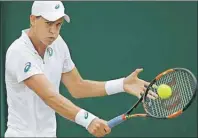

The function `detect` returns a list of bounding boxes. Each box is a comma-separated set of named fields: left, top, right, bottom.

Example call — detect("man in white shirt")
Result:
left=4, top=1, right=158, bottom=137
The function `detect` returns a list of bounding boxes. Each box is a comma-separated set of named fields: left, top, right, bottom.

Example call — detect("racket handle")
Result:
left=107, top=114, right=125, bottom=128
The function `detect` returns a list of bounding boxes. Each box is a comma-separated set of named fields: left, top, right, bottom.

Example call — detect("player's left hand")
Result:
left=123, top=68, right=158, bottom=99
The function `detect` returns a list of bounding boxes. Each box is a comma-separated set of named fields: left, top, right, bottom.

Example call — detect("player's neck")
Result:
left=28, top=29, right=47, bottom=58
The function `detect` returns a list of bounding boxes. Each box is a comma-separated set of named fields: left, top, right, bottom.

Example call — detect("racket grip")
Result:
left=107, top=114, right=125, bottom=128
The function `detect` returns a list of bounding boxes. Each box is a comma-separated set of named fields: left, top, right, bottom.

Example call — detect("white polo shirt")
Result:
left=5, top=29, right=75, bottom=137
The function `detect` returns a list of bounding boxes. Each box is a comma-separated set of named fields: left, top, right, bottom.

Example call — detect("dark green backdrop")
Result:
left=0, top=1, right=197, bottom=137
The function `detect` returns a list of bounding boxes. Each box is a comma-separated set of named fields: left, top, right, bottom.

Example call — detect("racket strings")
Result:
left=144, top=70, right=196, bottom=118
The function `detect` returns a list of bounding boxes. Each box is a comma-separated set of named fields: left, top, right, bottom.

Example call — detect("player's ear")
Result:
left=30, top=15, right=38, bottom=27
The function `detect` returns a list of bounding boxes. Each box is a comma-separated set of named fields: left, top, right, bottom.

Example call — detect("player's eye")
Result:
left=45, top=22, right=53, bottom=26
left=56, top=23, right=62, bottom=27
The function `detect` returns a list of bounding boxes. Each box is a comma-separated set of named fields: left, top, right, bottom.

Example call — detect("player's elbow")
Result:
left=67, top=80, right=86, bottom=99
left=71, top=93, right=81, bottom=99
left=69, top=87, right=86, bottom=99
left=69, top=90, right=83, bottom=99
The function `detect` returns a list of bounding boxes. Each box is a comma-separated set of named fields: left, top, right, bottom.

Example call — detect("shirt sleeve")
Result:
left=7, top=48, right=44, bottom=83
left=60, top=37, right=75, bottom=73
left=62, top=57, right=75, bottom=73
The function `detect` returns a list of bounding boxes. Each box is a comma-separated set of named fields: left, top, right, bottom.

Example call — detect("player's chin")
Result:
left=43, top=39, right=55, bottom=46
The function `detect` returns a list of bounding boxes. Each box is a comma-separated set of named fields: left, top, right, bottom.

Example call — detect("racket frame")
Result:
left=107, top=68, right=197, bottom=128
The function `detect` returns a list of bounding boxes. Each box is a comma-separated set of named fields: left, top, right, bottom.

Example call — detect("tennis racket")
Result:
left=107, top=68, right=197, bottom=128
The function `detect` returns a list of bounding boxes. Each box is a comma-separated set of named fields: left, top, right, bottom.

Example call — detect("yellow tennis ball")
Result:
left=157, top=84, right=172, bottom=99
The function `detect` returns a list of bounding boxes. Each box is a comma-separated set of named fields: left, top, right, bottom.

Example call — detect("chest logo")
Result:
left=47, top=47, right=53, bottom=57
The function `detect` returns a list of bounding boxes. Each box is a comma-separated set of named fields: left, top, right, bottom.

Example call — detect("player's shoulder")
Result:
left=6, top=35, right=33, bottom=59
left=53, top=35, right=70, bottom=52
left=54, top=35, right=68, bottom=46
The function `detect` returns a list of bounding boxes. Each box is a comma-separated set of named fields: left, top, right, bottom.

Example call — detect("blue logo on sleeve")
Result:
left=55, top=4, right=60, bottom=9
left=24, top=62, right=31, bottom=73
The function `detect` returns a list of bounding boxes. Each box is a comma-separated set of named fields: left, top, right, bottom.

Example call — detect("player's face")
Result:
left=30, top=16, right=64, bottom=46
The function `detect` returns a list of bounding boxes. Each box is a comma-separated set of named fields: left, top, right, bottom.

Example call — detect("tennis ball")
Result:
left=157, top=84, right=172, bottom=99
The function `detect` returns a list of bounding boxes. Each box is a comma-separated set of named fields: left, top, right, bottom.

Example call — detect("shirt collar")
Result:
left=21, top=28, right=39, bottom=54
left=21, top=29, right=54, bottom=56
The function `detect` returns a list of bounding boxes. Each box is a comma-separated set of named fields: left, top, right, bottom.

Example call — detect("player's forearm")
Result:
left=69, top=78, right=125, bottom=98
left=62, top=68, right=125, bottom=98
left=43, top=91, right=98, bottom=129
left=69, top=79, right=107, bottom=98
left=43, top=91, right=80, bottom=121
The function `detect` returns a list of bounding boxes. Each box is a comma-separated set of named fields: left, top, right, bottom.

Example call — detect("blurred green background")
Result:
left=0, top=1, right=197, bottom=137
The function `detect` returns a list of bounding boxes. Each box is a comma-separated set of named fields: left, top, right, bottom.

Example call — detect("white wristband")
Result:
left=105, top=78, right=125, bottom=95
left=75, top=109, right=97, bottom=129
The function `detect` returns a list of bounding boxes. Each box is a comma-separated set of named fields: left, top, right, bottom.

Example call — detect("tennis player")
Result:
left=4, top=1, right=158, bottom=137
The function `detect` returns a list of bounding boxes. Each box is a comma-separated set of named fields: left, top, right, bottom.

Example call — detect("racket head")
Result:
left=143, top=68, right=197, bottom=119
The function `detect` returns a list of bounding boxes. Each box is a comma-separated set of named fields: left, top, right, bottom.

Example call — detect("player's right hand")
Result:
left=87, top=118, right=111, bottom=137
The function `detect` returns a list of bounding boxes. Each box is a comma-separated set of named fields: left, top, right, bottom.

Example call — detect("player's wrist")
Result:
left=105, top=78, right=125, bottom=95
left=75, top=109, right=98, bottom=129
